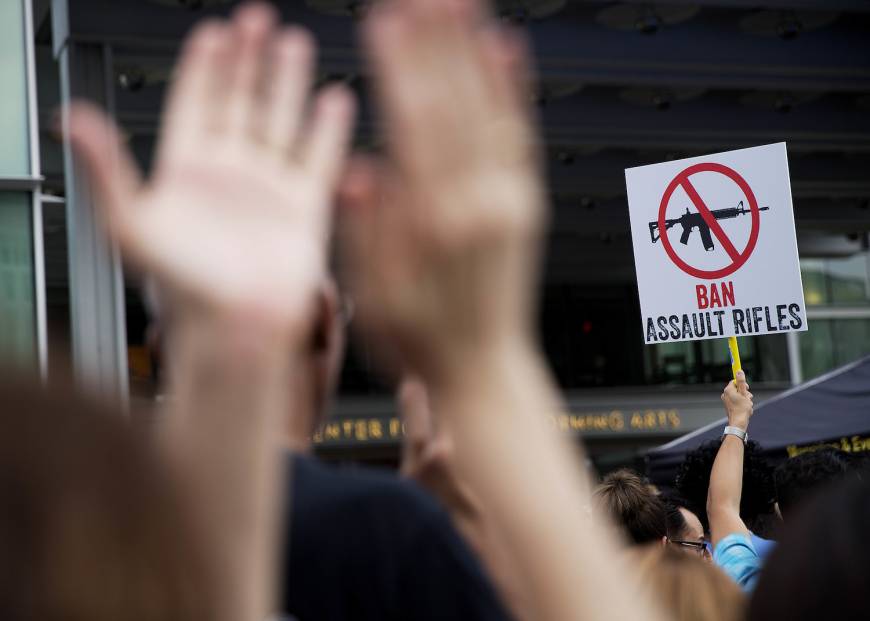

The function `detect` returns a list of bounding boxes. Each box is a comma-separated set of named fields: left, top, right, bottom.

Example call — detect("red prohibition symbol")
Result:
left=658, top=162, right=761, bottom=280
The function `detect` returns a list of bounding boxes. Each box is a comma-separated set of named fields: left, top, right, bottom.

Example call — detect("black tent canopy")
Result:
left=646, top=355, right=870, bottom=487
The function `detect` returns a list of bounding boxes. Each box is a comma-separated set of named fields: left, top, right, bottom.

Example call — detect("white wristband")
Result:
left=723, top=425, right=748, bottom=444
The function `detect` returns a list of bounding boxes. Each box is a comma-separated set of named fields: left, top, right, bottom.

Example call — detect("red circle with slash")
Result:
left=658, top=162, right=761, bottom=280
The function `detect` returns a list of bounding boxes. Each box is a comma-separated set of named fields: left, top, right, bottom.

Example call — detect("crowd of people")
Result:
left=2, top=0, right=868, bottom=619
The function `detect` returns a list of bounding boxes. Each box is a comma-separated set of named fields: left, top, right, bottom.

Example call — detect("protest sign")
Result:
left=625, top=143, right=807, bottom=344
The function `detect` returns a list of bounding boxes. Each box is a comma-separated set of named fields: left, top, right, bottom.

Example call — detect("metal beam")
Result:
left=54, top=0, right=128, bottom=403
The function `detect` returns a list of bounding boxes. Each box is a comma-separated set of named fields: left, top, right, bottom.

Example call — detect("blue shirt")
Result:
left=713, top=533, right=763, bottom=592
left=750, top=533, right=776, bottom=559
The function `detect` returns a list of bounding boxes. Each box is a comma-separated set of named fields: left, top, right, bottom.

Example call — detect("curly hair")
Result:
left=674, top=439, right=776, bottom=535
left=773, top=448, right=850, bottom=519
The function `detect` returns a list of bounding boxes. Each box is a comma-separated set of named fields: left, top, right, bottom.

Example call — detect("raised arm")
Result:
left=66, top=5, right=355, bottom=620
left=707, top=371, right=755, bottom=547
left=340, top=1, right=662, bottom=619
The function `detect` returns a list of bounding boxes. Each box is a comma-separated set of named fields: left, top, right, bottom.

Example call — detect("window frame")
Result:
left=0, top=0, right=47, bottom=375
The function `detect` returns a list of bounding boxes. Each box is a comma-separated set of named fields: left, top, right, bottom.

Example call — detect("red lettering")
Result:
left=696, top=285, right=709, bottom=309
left=721, top=281, right=735, bottom=307
left=709, top=285, right=721, bottom=308
left=699, top=281, right=736, bottom=309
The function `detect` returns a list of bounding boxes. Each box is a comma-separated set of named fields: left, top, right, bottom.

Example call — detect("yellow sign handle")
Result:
left=728, top=336, right=742, bottom=380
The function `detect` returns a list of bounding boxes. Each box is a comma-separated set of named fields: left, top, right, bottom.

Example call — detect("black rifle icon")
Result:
left=648, top=201, right=769, bottom=251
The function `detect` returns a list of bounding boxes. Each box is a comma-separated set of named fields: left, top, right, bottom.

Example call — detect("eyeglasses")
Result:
left=670, top=539, right=710, bottom=556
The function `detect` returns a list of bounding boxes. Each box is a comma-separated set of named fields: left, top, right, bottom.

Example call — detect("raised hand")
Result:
left=721, top=371, right=754, bottom=429
left=68, top=2, right=355, bottom=339
left=339, top=0, right=544, bottom=378
left=67, top=7, right=356, bottom=621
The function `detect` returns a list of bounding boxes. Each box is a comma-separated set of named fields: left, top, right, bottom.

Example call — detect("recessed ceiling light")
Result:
left=739, top=10, right=839, bottom=39
left=596, top=4, right=700, bottom=33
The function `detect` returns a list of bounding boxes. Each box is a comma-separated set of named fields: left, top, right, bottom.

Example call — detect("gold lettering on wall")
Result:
left=314, top=408, right=683, bottom=445
left=787, top=435, right=870, bottom=458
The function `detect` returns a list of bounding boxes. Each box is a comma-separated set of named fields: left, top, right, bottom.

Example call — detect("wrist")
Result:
left=726, top=414, right=750, bottom=431
left=168, top=294, right=315, bottom=350
left=425, top=333, right=539, bottom=396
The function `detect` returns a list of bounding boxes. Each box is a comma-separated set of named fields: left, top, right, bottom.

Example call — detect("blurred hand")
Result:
left=721, top=371, right=753, bottom=429
left=67, top=3, right=355, bottom=339
left=340, top=0, right=545, bottom=378
left=399, top=378, right=480, bottom=519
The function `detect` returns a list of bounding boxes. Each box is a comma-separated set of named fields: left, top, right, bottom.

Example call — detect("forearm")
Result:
left=707, top=434, right=749, bottom=545
left=161, top=311, right=293, bottom=621
left=431, top=339, right=662, bottom=621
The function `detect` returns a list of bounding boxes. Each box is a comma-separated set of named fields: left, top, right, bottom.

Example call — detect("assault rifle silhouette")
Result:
left=648, top=201, right=769, bottom=251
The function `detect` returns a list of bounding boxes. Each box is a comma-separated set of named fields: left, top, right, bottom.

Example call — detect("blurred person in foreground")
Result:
left=706, top=371, right=765, bottom=592
left=593, top=469, right=668, bottom=545
left=66, top=3, right=358, bottom=620
left=748, top=475, right=870, bottom=620
left=74, top=3, right=509, bottom=620
left=280, top=301, right=511, bottom=621
left=635, top=544, right=744, bottom=621
left=0, top=376, right=217, bottom=620
left=339, top=0, right=667, bottom=619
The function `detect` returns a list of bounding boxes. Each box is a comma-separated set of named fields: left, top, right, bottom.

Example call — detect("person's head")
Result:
left=675, top=439, right=776, bottom=536
left=749, top=475, right=870, bottom=620
left=773, top=448, right=850, bottom=520
left=0, top=373, right=215, bottom=620
left=635, top=544, right=744, bottom=621
left=660, top=492, right=708, bottom=558
left=594, top=469, right=667, bottom=544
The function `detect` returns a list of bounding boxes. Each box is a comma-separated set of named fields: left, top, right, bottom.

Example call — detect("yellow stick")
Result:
left=728, top=336, right=742, bottom=380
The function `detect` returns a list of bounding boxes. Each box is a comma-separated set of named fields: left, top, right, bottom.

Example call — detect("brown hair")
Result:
left=0, top=371, right=216, bottom=620
left=594, top=469, right=667, bottom=544
left=635, top=544, right=745, bottom=621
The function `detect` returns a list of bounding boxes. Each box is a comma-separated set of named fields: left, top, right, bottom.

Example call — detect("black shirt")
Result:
left=282, top=454, right=512, bottom=621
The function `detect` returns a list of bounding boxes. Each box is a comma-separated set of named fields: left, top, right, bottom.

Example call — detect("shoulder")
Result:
left=285, top=455, right=510, bottom=620
left=288, top=453, right=470, bottom=555
left=713, top=532, right=763, bottom=592
left=290, top=453, right=447, bottom=520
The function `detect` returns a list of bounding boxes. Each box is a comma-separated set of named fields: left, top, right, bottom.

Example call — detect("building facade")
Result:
left=3, top=0, right=870, bottom=471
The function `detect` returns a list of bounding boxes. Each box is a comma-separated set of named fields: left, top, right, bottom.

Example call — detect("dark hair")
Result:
left=0, top=372, right=216, bottom=620
left=773, top=448, right=850, bottom=519
left=594, top=469, right=667, bottom=544
left=674, top=439, right=776, bottom=535
left=659, top=491, right=691, bottom=540
left=749, top=475, right=870, bottom=620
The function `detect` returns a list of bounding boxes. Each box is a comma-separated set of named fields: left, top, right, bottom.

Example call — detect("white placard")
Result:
left=625, top=143, right=807, bottom=344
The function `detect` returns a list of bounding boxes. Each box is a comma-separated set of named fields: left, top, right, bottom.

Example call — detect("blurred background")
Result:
left=2, top=0, right=868, bottom=472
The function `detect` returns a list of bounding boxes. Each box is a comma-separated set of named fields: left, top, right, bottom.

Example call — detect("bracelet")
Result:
left=723, top=425, right=748, bottom=444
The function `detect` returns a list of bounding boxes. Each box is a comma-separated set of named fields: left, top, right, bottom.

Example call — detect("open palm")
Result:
left=68, top=4, right=355, bottom=334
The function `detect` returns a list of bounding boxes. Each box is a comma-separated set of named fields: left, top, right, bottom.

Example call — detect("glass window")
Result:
left=0, top=0, right=30, bottom=176
left=800, top=252, right=870, bottom=307
left=0, top=192, right=36, bottom=366
left=799, top=318, right=870, bottom=380
left=827, top=253, right=870, bottom=304
left=646, top=334, right=789, bottom=385
left=800, top=259, right=828, bottom=306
